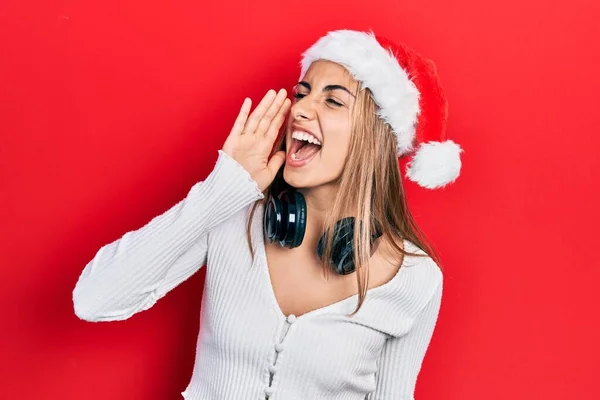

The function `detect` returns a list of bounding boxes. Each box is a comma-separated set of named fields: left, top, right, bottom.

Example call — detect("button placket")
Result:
left=264, top=314, right=298, bottom=398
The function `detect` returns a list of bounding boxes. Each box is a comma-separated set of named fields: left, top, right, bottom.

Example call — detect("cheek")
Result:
left=321, top=143, right=349, bottom=169
left=321, top=119, right=352, bottom=162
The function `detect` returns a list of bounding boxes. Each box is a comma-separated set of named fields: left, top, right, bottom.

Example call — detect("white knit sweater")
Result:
left=72, top=150, right=444, bottom=400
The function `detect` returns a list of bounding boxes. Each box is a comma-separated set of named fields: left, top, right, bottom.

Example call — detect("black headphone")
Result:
left=264, top=188, right=383, bottom=275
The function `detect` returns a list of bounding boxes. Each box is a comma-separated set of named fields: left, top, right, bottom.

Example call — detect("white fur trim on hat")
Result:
left=299, top=30, right=420, bottom=156
left=405, top=140, right=463, bottom=189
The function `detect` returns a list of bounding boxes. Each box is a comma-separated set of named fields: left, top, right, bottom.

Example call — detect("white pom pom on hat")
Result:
left=299, top=29, right=463, bottom=189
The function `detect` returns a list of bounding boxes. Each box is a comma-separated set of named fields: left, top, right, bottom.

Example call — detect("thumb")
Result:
left=266, top=150, right=286, bottom=178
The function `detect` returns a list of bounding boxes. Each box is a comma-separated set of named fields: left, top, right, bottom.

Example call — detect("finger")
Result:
left=255, top=89, right=288, bottom=136
left=266, top=150, right=286, bottom=178
left=244, top=89, right=277, bottom=135
left=230, top=98, right=252, bottom=136
left=265, top=98, right=291, bottom=140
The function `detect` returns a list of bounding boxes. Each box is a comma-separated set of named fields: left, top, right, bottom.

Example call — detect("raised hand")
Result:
left=222, top=89, right=291, bottom=192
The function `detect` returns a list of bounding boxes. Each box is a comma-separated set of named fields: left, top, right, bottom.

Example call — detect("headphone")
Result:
left=263, top=188, right=383, bottom=275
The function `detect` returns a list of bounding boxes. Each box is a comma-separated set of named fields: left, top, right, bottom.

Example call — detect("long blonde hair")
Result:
left=246, top=83, right=442, bottom=315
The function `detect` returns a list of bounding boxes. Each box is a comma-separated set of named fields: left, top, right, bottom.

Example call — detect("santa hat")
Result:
left=299, top=29, right=463, bottom=189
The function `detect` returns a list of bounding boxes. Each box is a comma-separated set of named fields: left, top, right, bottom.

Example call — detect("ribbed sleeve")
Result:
left=369, top=275, right=444, bottom=399
left=72, top=150, right=264, bottom=322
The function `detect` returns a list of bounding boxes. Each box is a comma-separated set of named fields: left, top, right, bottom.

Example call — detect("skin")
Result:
left=222, top=62, right=402, bottom=316
left=265, top=62, right=401, bottom=316
left=283, top=60, right=360, bottom=249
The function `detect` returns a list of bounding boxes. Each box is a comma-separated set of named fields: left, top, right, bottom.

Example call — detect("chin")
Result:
left=283, top=165, right=316, bottom=189
left=282, top=164, right=304, bottom=188
left=283, top=164, right=339, bottom=192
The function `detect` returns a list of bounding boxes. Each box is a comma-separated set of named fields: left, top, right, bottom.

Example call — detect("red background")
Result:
left=1, top=0, right=599, bottom=399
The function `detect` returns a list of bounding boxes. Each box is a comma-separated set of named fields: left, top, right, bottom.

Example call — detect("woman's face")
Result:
left=283, top=60, right=359, bottom=189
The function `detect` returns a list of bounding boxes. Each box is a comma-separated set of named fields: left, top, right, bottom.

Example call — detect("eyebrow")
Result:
left=297, top=81, right=356, bottom=98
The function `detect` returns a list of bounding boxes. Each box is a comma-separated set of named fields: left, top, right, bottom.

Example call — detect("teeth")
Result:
left=292, top=130, right=321, bottom=146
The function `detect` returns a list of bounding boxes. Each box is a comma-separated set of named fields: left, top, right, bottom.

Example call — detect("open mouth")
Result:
left=287, top=131, right=322, bottom=166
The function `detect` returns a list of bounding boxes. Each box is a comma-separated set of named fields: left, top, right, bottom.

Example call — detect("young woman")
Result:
left=73, top=30, right=462, bottom=399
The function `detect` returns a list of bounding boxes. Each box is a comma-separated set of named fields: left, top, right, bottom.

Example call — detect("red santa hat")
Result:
left=299, top=29, right=463, bottom=189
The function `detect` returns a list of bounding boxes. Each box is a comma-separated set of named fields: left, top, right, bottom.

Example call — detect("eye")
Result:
left=326, top=98, right=343, bottom=107
left=293, top=93, right=306, bottom=100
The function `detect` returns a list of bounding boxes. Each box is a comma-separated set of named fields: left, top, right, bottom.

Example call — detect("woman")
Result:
left=73, top=29, right=462, bottom=399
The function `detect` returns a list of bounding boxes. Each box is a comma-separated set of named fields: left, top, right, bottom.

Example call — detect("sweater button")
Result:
left=274, top=343, right=284, bottom=352
left=268, top=364, right=277, bottom=374
left=265, top=387, right=274, bottom=396
left=286, top=314, right=297, bottom=324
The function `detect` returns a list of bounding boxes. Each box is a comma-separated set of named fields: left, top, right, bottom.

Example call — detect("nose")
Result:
left=291, top=96, right=316, bottom=121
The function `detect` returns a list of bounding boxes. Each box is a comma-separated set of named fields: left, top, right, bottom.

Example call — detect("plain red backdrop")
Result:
left=1, top=0, right=599, bottom=399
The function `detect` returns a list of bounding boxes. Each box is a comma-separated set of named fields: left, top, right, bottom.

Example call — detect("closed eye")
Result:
left=293, top=93, right=343, bottom=107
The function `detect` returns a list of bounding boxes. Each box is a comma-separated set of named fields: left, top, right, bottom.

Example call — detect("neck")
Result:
left=296, top=182, right=342, bottom=249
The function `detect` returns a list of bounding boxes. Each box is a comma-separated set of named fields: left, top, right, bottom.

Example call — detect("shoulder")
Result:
left=388, top=237, right=443, bottom=314
left=358, top=238, right=442, bottom=336
left=379, top=235, right=443, bottom=283
left=207, top=200, right=264, bottom=247
left=402, top=239, right=443, bottom=296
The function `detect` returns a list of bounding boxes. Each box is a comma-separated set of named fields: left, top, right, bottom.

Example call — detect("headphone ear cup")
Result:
left=290, top=191, right=307, bottom=248
left=317, top=217, right=357, bottom=275
left=317, top=218, right=383, bottom=275
left=275, top=190, right=306, bottom=248
left=264, top=194, right=285, bottom=244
